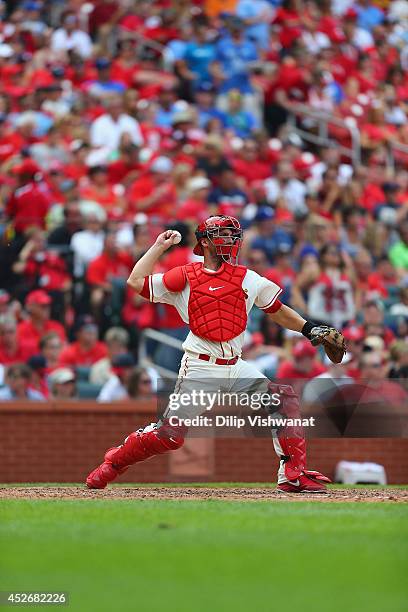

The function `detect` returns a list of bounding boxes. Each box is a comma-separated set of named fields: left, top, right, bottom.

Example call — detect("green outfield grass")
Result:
left=1, top=493, right=407, bottom=612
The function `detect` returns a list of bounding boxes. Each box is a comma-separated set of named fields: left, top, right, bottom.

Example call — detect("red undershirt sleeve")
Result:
left=263, top=299, right=283, bottom=314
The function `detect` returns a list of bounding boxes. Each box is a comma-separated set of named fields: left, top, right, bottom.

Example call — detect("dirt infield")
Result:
left=0, top=486, right=407, bottom=502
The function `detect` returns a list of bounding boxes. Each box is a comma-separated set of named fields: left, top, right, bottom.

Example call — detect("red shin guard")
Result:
left=107, top=420, right=186, bottom=470
left=268, top=382, right=330, bottom=483
left=86, top=420, right=187, bottom=489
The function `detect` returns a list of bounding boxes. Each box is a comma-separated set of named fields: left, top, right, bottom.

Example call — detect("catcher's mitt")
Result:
left=309, top=325, right=347, bottom=364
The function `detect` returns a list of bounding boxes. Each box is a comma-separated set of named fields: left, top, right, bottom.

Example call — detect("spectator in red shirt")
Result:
left=12, top=228, right=72, bottom=296
left=7, top=160, right=50, bottom=235
left=108, top=141, right=141, bottom=187
left=276, top=340, right=326, bottom=391
left=127, top=156, right=177, bottom=219
left=0, top=314, right=33, bottom=364
left=86, top=231, right=133, bottom=321
left=80, top=165, right=126, bottom=213
left=0, top=114, right=24, bottom=162
left=59, top=315, right=108, bottom=368
left=88, top=0, right=121, bottom=39
left=231, top=139, right=271, bottom=187
left=17, top=290, right=66, bottom=355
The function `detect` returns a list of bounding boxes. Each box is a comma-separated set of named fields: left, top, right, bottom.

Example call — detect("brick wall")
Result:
left=1, top=402, right=407, bottom=483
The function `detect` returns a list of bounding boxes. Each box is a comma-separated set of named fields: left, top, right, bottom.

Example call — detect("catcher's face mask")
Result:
left=194, top=216, right=243, bottom=265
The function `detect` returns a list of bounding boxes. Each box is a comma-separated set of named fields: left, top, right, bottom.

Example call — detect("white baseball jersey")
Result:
left=143, top=267, right=282, bottom=359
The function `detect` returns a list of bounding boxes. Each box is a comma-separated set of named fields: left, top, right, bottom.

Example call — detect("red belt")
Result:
left=198, top=353, right=239, bottom=366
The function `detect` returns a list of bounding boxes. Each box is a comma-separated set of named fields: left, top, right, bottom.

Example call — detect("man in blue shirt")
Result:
left=355, top=0, right=384, bottom=32
left=214, top=17, right=259, bottom=95
left=86, top=58, right=126, bottom=96
left=0, top=364, right=45, bottom=401
left=235, top=0, right=273, bottom=50
left=194, top=82, right=227, bottom=129
left=183, top=22, right=217, bottom=86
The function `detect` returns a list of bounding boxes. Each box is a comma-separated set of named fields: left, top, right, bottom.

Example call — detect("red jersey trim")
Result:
left=140, top=277, right=151, bottom=300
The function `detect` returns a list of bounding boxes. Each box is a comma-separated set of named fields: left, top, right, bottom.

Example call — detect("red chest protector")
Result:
left=185, top=262, right=248, bottom=342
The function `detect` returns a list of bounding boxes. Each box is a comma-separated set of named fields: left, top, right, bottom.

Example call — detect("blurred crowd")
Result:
left=0, top=0, right=407, bottom=401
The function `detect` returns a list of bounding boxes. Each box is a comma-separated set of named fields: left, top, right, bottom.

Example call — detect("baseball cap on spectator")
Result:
left=75, top=314, right=98, bottom=332
left=150, top=156, right=173, bottom=174
left=285, top=133, right=303, bottom=148
left=187, top=176, right=211, bottom=192
left=196, top=82, right=216, bottom=94
left=79, top=200, right=107, bottom=222
left=95, top=57, right=111, bottom=70
left=0, top=44, right=14, bottom=58
left=48, top=160, right=64, bottom=175
left=12, top=159, right=40, bottom=178
left=171, top=109, right=195, bottom=126
left=133, top=212, right=148, bottom=225
left=111, top=353, right=136, bottom=375
left=26, top=290, right=52, bottom=305
left=255, top=207, right=275, bottom=222
left=203, top=134, right=223, bottom=150
left=60, top=179, right=76, bottom=193
left=377, top=207, right=397, bottom=227
left=0, top=290, right=10, bottom=304
left=70, top=140, right=88, bottom=153
left=382, top=182, right=400, bottom=193
left=50, top=66, right=65, bottom=79
left=23, top=1, right=42, bottom=10
left=48, top=368, right=76, bottom=385
left=27, top=354, right=47, bottom=371
left=293, top=340, right=317, bottom=358
left=275, top=209, right=294, bottom=223
left=344, top=7, right=358, bottom=20
left=343, top=326, right=364, bottom=342
left=274, top=238, right=293, bottom=254
left=299, top=245, right=319, bottom=260
left=363, top=336, right=385, bottom=352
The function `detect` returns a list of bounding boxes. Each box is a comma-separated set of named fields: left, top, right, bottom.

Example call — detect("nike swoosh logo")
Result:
left=209, top=286, right=224, bottom=291
left=290, top=480, right=300, bottom=486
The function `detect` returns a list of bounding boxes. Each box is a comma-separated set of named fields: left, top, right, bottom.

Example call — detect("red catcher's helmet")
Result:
left=193, top=215, right=243, bottom=264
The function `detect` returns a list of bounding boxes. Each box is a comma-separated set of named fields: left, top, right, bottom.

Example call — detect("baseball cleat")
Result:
left=86, top=447, right=128, bottom=489
left=276, top=472, right=330, bottom=494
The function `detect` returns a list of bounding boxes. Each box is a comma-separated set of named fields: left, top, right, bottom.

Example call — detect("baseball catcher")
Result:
left=86, top=215, right=346, bottom=493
